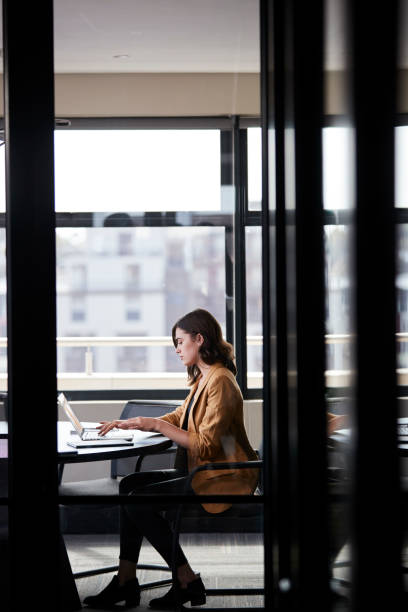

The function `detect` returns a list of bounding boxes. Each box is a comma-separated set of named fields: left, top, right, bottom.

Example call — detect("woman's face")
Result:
left=174, top=327, right=203, bottom=367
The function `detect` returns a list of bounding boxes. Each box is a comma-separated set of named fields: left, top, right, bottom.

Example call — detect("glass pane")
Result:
left=246, top=226, right=262, bottom=388
left=324, top=225, right=353, bottom=383
left=56, top=226, right=226, bottom=390
left=396, top=225, right=408, bottom=374
left=55, top=0, right=262, bottom=607
left=396, top=127, right=408, bottom=208
left=54, top=130, right=221, bottom=213
left=323, top=127, right=355, bottom=211
left=324, top=0, right=353, bottom=605
left=248, top=127, right=262, bottom=211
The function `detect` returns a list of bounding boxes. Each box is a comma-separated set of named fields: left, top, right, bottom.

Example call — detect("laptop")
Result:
left=58, top=393, right=134, bottom=448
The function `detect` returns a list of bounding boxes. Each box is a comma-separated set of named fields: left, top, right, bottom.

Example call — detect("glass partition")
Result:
left=324, top=0, right=354, bottom=606
left=55, top=0, right=264, bottom=609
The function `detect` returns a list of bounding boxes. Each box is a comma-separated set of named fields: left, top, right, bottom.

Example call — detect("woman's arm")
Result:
left=97, top=397, right=187, bottom=437
left=156, top=419, right=190, bottom=448
left=97, top=415, right=191, bottom=448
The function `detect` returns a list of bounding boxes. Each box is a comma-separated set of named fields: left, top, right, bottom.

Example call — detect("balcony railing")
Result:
left=0, top=334, right=406, bottom=390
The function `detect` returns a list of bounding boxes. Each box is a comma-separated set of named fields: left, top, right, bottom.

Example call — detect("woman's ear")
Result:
left=195, top=333, right=204, bottom=347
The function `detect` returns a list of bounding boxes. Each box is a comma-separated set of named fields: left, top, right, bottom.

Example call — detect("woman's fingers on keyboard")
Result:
left=98, top=420, right=120, bottom=436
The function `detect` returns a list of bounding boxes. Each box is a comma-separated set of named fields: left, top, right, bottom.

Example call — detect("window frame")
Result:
left=48, top=116, right=261, bottom=401
left=2, top=113, right=407, bottom=401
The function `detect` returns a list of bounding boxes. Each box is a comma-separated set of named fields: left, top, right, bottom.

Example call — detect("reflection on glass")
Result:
left=396, top=225, right=408, bottom=375
left=324, top=1, right=353, bottom=602
left=0, top=229, right=6, bottom=377
left=324, top=225, right=353, bottom=380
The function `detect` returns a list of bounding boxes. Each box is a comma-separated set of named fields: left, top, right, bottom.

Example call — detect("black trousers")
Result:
left=119, top=469, right=193, bottom=569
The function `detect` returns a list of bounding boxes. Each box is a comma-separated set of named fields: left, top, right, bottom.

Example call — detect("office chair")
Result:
left=168, top=457, right=264, bottom=609
left=59, top=399, right=178, bottom=590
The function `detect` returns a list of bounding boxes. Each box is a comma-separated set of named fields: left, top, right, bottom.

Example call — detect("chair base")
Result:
left=73, top=563, right=174, bottom=592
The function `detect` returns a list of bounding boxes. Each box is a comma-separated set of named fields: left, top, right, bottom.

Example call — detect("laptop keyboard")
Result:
left=82, top=430, right=131, bottom=441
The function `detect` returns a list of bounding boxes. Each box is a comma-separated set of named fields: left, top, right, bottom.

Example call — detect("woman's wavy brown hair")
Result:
left=172, top=308, right=237, bottom=385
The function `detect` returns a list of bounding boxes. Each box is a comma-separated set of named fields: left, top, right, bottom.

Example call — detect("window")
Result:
left=54, top=130, right=221, bottom=212
left=126, top=310, right=141, bottom=321
left=246, top=226, right=263, bottom=386
left=71, top=264, right=87, bottom=291
left=247, top=127, right=262, bottom=211
left=56, top=224, right=227, bottom=386
left=117, top=345, right=148, bottom=372
left=118, top=233, right=133, bottom=256
left=125, top=265, right=141, bottom=290
left=323, top=127, right=355, bottom=387
left=70, top=296, right=86, bottom=322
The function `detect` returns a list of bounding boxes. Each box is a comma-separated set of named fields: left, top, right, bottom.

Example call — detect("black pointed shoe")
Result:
left=83, top=574, right=140, bottom=608
left=149, top=576, right=206, bottom=609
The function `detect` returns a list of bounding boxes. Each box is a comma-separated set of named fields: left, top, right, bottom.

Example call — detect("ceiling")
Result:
left=53, top=0, right=260, bottom=73
left=0, top=0, right=406, bottom=74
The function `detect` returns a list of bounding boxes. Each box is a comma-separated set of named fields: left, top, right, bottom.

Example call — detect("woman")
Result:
left=84, top=308, right=259, bottom=610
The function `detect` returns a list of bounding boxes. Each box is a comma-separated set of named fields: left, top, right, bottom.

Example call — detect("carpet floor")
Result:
left=66, top=532, right=264, bottom=610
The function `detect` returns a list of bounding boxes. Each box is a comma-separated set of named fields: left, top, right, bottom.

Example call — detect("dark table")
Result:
left=56, top=421, right=172, bottom=479
left=0, top=420, right=172, bottom=458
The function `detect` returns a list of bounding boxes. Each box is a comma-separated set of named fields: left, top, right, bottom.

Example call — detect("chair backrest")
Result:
left=111, top=400, right=180, bottom=478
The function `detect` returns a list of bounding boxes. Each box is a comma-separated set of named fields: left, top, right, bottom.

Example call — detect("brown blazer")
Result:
left=160, top=362, right=259, bottom=513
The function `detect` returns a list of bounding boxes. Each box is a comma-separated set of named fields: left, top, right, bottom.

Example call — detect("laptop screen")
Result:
left=58, top=393, right=83, bottom=435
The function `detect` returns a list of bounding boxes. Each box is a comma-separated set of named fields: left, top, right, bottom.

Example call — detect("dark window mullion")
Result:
left=291, top=0, right=329, bottom=606
left=233, top=123, right=248, bottom=396
left=3, top=1, right=61, bottom=610
left=351, top=0, right=402, bottom=607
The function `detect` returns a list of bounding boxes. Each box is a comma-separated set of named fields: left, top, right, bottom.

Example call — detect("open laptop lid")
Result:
left=58, top=392, right=84, bottom=437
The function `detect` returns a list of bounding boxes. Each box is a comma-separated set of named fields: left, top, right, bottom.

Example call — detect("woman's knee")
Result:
left=119, top=471, right=156, bottom=495
left=119, top=473, right=138, bottom=496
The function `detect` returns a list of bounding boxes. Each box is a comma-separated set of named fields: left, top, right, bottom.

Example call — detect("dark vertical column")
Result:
left=233, top=123, right=248, bottom=394
left=351, top=1, right=402, bottom=609
left=272, top=0, right=293, bottom=609
left=3, top=2, right=59, bottom=611
left=272, top=0, right=328, bottom=606
left=291, top=0, right=329, bottom=608
left=260, top=0, right=277, bottom=609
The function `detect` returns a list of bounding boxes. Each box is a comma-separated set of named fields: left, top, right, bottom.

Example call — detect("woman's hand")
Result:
left=97, top=417, right=160, bottom=436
